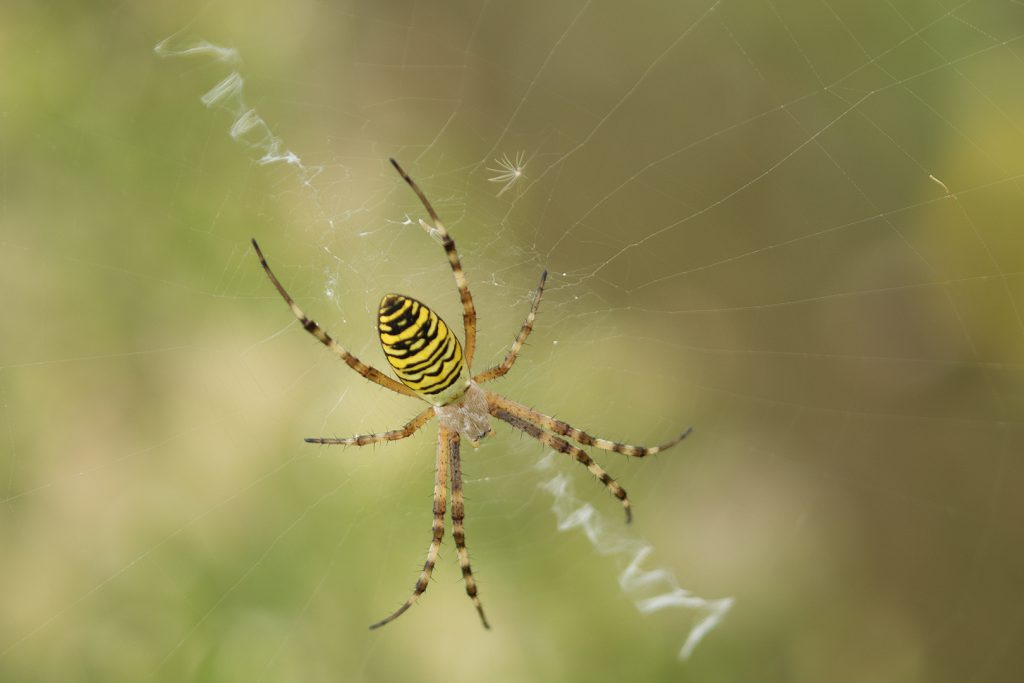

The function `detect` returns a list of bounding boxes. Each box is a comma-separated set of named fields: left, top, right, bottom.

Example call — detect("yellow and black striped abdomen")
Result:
left=378, top=294, right=466, bottom=403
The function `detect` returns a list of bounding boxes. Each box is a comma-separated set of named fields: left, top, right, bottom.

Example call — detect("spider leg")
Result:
left=473, top=270, right=547, bottom=384
left=449, top=431, right=490, bottom=629
left=305, top=407, right=435, bottom=445
left=389, top=158, right=478, bottom=369
left=491, top=406, right=633, bottom=523
left=488, top=393, right=691, bottom=458
left=369, top=424, right=451, bottom=630
left=252, top=240, right=421, bottom=400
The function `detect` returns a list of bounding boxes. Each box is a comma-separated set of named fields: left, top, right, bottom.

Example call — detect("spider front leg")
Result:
left=449, top=431, right=490, bottom=628
left=304, top=407, right=435, bottom=446
left=489, top=394, right=692, bottom=458
left=491, top=407, right=633, bottom=523
left=369, top=424, right=451, bottom=630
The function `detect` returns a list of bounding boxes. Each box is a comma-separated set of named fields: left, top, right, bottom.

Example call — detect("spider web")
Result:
left=2, top=1, right=1024, bottom=681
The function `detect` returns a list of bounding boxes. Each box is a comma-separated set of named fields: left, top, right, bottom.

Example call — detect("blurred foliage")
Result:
left=2, top=1, right=1023, bottom=682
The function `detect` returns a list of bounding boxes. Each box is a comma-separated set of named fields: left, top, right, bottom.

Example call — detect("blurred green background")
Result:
left=3, top=0, right=1023, bottom=681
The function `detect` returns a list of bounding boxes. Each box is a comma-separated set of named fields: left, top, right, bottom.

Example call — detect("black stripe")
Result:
left=409, top=339, right=458, bottom=381
left=420, top=360, right=463, bottom=394
left=378, top=297, right=411, bottom=320
left=384, top=302, right=420, bottom=335
left=383, top=308, right=443, bottom=360
left=403, top=336, right=454, bottom=376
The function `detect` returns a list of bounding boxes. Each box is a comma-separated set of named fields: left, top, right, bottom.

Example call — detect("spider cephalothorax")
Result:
left=252, top=158, right=691, bottom=631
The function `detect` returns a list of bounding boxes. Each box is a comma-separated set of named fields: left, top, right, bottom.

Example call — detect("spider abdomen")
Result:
left=378, top=294, right=466, bottom=404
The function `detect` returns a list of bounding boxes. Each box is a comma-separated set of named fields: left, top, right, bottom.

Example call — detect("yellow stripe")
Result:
left=379, top=298, right=415, bottom=324
left=379, top=305, right=429, bottom=344
left=397, top=317, right=446, bottom=367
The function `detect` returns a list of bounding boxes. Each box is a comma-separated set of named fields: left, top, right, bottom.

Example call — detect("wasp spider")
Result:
left=251, top=158, right=692, bottom=630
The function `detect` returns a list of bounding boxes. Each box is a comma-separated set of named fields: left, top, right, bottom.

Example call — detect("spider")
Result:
left=251, top=158, right=692, bottom=630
